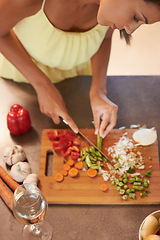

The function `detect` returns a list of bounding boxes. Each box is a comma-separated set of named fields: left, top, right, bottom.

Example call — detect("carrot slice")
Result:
left=100, top=183, right=108, bottom=192
left=67, top=159, right=75, bottom=167
left=63, top=163, right=71, bottom=171
left=75, top=161, right=83, bottom=170
left=55, top=173, right=64, bottom=182
left=69, top=168, right=79, bottom=177
left=0, top=178, right=13, bottom=211
left=62, top=170, right=68, bottom=177
left=87, top=168, right=97, bottom=178
left=0, top=166, right=19, bottom=191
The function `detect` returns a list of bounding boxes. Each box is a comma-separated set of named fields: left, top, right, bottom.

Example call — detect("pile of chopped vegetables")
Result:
left=47, top=130, right=80, bottom=160
left=107, top=134, right=145, bottom=179
left=47, top=130, right=153, bottom=198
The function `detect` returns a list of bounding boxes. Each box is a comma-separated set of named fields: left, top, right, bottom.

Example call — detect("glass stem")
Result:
left=31, top=223, right=42, bottom=236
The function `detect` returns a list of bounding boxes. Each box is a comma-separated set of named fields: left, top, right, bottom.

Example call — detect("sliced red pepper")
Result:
left=73, top=138, right=81, bottom=146
left=47, top=130, right=59, bottom=140
left=70, top=145, right=80, bottom=152
left=58, top=137, right=69, bottom=150
left=52, top=141, right=61, bottom=150
left=71, top=151, right=80, bottom=160
left=65, top=131, right=75, bottom=142
left=61, top=147, right=72, bottom=157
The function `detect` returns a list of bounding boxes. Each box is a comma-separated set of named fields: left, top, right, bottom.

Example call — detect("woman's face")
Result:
left=97, top=0, right=160, bottom=34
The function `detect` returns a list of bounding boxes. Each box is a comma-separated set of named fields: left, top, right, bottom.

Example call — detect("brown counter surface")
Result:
left=0, top=75, right=160, bottom=240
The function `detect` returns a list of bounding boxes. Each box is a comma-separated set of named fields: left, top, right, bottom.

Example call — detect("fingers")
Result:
left=99, top=107, right=118, bottom=138
left=53, top=112, right=79, bottom=134
left=62, top=114, right=79, bottom=134
left=94, top=113, right=101, bottom=135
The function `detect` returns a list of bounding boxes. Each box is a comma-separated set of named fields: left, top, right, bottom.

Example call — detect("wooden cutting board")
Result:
left=38, top=129, right=160, bottom=205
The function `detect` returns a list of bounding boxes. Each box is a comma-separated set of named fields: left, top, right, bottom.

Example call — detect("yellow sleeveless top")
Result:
left=0, top=0, right=109, bottom=83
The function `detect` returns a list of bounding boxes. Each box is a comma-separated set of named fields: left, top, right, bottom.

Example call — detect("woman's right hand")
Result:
left=35, top=80, right=79, bottom=134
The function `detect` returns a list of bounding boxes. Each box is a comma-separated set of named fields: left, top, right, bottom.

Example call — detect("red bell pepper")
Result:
left=7, top=104, right=31, bottom=135
left=61, top=148, right=72, bottom=157
left=70, top=145, right=80, bottom=152
left=47, top=130, right=59, bottom=140
left=73, top=138, right=81, bottom=146
left=71, top=151, right=80, bottom=160
left=47, top=129, right=81, bottom=160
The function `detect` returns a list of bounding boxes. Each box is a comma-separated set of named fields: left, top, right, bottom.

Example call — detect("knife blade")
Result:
left=60, top=117, right=113, bottom=166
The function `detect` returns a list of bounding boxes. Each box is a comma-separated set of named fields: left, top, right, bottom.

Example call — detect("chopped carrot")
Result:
left=100, top=183, right=108, bottom=192
left=55, top=173, right=64, bottom=182
left=0, top=166, right=19, bottom=191
left=62, top=170, right=68, bottom=177
left=75, top=161, right=83, bottom=170
left=63, top=163, right=71, bottom=171
left=87, top=168, right=97, bottom=178
left=69, top=167, right=79, bottom=177
left=67, top=159, right=75, bottom=167
left=0, top=178, right=13, bottom=211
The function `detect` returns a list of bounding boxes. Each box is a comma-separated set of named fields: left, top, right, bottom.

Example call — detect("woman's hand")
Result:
left=90, top=91, right=118, bottom=138
left=35, top=80, right=79, bottom=133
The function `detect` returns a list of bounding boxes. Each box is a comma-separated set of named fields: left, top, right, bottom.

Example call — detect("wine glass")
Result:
left=13, top=184, right=53, bottom=240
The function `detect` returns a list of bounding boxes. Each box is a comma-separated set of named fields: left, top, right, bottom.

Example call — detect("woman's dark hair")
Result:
left=120, top=0, right=160, bottom=44
left=144, top=0, right=160, bottom=6
left=120, top=29, right=131, bottom=45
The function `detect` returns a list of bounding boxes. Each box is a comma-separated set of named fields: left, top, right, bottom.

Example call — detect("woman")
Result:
left=0, top=0, right=160, bottom=137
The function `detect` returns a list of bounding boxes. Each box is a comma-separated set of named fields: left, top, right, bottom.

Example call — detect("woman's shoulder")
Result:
left=0, top=0, right=42, bottom=36
left=1, top=0, right=42, bottom=15
left=14, top=0, right=42, bottom=14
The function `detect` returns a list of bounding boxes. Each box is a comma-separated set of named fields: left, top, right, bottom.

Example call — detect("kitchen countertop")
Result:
left=0, top=75, right=160, bottom=240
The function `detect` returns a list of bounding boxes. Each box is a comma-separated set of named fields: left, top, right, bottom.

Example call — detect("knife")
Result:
left=60, top=117, right=113, bottom=166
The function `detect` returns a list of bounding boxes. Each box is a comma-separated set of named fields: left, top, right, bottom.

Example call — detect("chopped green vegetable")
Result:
left=115, top=179, right=120, bottom=185
left=83, top=161, right=88, bottom=170
left=116, top=186, right=121, bottom=192
left=144, top=179, right=149, bottom=187
left=111, top=180, right=116, bottom=185
left=130, top=178, right=136, bottom=183
left=133, top=186, right=144, bottom=191
left=114, top=163, right=120, bottom=170
left=124, top=185, right=128, bottom=190
left=126, top=189, right=131, bottom=194
left=123, top=174, right=128, bottom=179
left=140, top=192, right=143, bottom=197
left=129, top=193, right=136, bottom=199
left=118, top=182, right=124, bottom=187
left=133, top=182, right=141, bottom=186
left=95, top=151, right=102, bottom=158
left=123, top=178, right=128, bottom=184
left=119, top=189, right=125, bottom=195
left=97, top=133, right=102, bottom=150
left=127, top=167, right=135, bottom=173
left=144, top=170, right=152, bottom=178
left=135, top=177, right=142, bottom=182
left=122, top=195, right=128, bottom=200
left=119, top=177, right=123, bottom=182
left=130, top=188, right=135, bottom=193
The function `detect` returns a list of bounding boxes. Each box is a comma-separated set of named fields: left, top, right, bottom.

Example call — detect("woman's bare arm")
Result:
left=90, top=27, right=118, bottom=138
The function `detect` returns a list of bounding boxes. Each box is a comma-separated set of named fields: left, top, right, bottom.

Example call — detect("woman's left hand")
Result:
left=90, top=92, right=118, bottom=138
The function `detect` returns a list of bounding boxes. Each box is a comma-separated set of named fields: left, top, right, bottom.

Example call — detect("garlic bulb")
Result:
left=23, top=173, right=38, bottom=186
left=10, top=162, right=31, bottom=182
left=4, top=145, right=26, bottom=166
